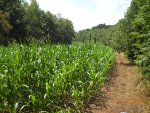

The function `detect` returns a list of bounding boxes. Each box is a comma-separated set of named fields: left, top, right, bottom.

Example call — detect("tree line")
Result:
left=76, top=0, right=150, bottom=78
left=0, top=0, right=75, bottom=45
left=76, top=24, right=112, bottom=44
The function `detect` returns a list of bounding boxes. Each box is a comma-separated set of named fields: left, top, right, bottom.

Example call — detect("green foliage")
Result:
left=0, top=0, right=75, bottom=44
left=76, top=0, right=150, bottom=78
left=56, top=18, right=75, bottom=44
left=109, top=0, right=150, bottom=77
left=122, top=0, right=150, bottom=77
left=76, top=24, right=113, bottom=45
left=0, top=43, right=114, bottom=112
left=92, top=23, right=112, bottom=29
left=0, top=11, right=12, bottom=35
left=24, top=0, right=45, bottom=38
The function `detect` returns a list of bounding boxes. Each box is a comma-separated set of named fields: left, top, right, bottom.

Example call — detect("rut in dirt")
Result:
left=86, top=52, right=149, bottom=113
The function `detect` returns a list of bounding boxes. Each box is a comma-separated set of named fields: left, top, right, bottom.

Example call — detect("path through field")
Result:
left=86, top=52, right=149, bottom=113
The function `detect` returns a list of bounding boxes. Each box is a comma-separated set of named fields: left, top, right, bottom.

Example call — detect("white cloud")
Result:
left=26, top=0, right=131, bottom=31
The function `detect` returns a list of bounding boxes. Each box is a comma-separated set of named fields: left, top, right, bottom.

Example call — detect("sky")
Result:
left=27, top=0, right=131, bottom=31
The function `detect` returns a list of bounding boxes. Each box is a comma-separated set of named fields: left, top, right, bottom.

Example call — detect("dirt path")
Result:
left=86, top=52, right=149, bottom=113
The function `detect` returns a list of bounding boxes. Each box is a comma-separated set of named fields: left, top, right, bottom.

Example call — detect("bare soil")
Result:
left=86, top=52, right=150, bottom=113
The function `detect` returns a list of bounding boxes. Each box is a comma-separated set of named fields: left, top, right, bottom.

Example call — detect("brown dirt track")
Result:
left=86, top=52, right=150, bottom=113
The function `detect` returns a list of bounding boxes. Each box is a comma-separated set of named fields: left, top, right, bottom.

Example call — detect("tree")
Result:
left=0, top=0, right=27, bottom=42
left=115, top=0, right=150, bottom=76
left=24, top=0, right=44, bottom=39
left=56, top=18, right=75, bottom=44
left=43, top=11, right=57, bottom=42
left=0, top=11, right=12, bottom=35
left=0, top=0, right=75, bottom=44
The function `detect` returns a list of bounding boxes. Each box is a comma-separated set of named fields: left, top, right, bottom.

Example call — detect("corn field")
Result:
left=0, top=43, right=114, bottom=112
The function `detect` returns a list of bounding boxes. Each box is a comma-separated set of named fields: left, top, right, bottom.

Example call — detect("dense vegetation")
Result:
left=0, top=0, right=115, bottom=112
left=0, top=43, right=114, bottom=112
left=0, top=0, right=149, bottom=112
left=0, top=0, right=75, bottom=44
left=76, top=24, right=113, bottom=45
left=77, top=0, right=150, bottom=79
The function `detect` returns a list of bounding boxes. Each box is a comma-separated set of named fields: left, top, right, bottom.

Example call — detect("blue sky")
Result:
left=27, top=0, right=131, bottom=31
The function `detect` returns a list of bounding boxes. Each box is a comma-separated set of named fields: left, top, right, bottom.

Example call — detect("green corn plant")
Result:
left=0, top=42, right=114, bottom=112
